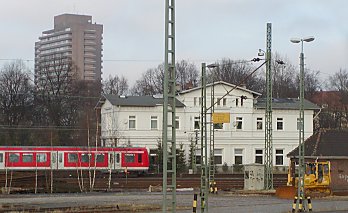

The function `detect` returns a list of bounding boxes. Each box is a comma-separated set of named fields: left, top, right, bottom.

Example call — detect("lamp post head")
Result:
left=290, top=38, right=301, bottom=43
left=303, top=36, right=315, bottom=43
left=258, top=49, right=265, bottom=57
left=207, top=63, right=218, bottom=69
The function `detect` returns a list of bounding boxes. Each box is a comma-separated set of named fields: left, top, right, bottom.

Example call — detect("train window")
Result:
left=52, top=153, right=56, bottom=163
left=59, top=153, right=63, bottom=163
left=68, top=153, right=78, bottom=163
left=9, top=153, right=19, bottom=163
left=138, top=154, right=142, bottom=163
left=323, top=164, right=329, bottom=175
left=37, top=153, right=47, bottom=163
left=116, top=153, right=120, bottom=163
left=23, top=154, right=33, bottom=163
left=125, top=154, right=135, bottom=163
left=81, top=153, right=90, bottom=163
left=109, top=154, right=114, bottom=164
left=96, top=154, right=105, bottom=162
left=0, top=153, right=3, bottom=163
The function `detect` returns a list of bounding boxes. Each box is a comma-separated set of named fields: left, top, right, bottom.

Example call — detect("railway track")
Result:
left=0, top=171, right=288, bottom=193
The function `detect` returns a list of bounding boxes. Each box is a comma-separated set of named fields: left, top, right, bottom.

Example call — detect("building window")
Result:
left=234, top=148, right=243, bottom=165
left=223, top=98, right=227, bottom=106
left=194, top=116, right=200, bottom=130
left=241, top=96, right=246, bottom=106
left=276, top=149, right=284, bottom=165
left=214, top=149, right=223, bottom=165
left=277, top=118, right=283, bottom=130
left=151, top=116, right=158, bottom=130
left=216, top=98, right=221, bottom=107
left=129, top=116, right=136, bottom=129
left=236, top=98, right=239, bottom=107
left=175, top=116, right=180, bottom=129
left=195, top=149, right=201, bottom=165
left=257, top=117, right=263, bottom=130
left=194, top=97, right=197, bottom=106
left=236, top=117, right=243, bottom=130
left=255, top=149, right=263, bottom=164
left=214, top=123, right=223, bottom=129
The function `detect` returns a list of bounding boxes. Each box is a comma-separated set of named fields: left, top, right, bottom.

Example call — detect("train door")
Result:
left=114, top=152, right=121, bottom=170
left=57, top=152, right=64, bottom=169
left=108, top=152, right=114, bottom=170
left=50, top=151, right=58, bottom=170
left=0, top=151, right=4, bottom=169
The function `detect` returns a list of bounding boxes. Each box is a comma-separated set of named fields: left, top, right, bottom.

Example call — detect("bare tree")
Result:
left=131, top=60, right=199, bottom=96
left=0, top=60, right=33, bottom=126
left=271, top=54, right=298, bottom=98
left=176, top=60, right=199, bottom=90
left=102, top=75, right=129, bottom=95
left=328, top=69, right=348, bottom=92
left=0, top=60, right=33, bottom=145
left=207, top=58, right=264, bottom=93
left=131, top=64, right=164, bottom=96
left=34, top=54, right=80, bottom=145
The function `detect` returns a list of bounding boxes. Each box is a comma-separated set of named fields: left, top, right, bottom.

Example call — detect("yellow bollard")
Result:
left=192, top=193, right=197, bottom=213
left=299, top=197, right=303, bottom=212
left=307, top=196, right=312, bottom=211
left=291, top=196, right=297, bottom=213
left=214, top=181, right=218, bottom=194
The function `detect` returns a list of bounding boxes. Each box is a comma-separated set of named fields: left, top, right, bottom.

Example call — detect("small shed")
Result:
left=244, top=163, right=264, bottom=190
left=287, top=129, right=348, bottom=194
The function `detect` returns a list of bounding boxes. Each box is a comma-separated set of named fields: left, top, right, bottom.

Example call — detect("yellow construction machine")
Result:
left=276, top=161, right=331, bottom=198
left=288, top=161, right=331, bottom=197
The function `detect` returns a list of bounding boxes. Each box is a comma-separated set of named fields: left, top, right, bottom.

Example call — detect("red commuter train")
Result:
left=0, top=146, right=149, bottom=172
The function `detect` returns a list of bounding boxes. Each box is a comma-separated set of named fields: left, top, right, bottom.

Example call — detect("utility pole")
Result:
left=264, top=22, right=273, bottom=190
left=163, top=0, right=176, bottom=212
left=290, top=36, right=315, bottom=211
left=200, top=63, right=209, bottom=212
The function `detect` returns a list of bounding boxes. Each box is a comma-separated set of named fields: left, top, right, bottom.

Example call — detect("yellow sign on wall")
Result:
left=212, top=113, right=230, bottom=124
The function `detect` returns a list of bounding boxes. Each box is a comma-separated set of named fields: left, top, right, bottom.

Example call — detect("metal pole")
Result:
left=297, top=40, right=306, bottom=211
left=264, top=22, right=273, bottom=190
left=200, top=63, right=208, bottom=212
left=163, top=0, right=176, bottom=212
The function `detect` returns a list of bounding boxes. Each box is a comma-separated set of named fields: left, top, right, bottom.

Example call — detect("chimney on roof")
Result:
left=240, top=83, right=247, bottom=89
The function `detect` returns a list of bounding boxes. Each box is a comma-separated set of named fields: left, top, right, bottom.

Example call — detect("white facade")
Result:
left=99, top=82, right=318, bottom=169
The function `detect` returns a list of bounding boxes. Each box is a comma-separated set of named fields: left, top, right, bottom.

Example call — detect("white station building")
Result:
left=97, top=81, right=319, bottom=172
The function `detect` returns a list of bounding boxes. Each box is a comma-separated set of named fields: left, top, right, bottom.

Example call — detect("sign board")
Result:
left=212, top=113, right=230, bottom=124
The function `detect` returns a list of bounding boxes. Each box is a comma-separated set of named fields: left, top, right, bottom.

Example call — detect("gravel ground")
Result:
left=0, top=191, right=347, bottom=212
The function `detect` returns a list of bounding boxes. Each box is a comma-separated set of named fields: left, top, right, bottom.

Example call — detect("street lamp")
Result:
left=290, top=36, right=315, bottom=211
left=200, top=62, right=220, bottom=212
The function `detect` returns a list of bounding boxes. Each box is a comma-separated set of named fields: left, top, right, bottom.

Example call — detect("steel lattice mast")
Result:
left=264, top=23, right=273, bottom=190
left=200, top=63, right=209, bottom=212
left=162, top=0, right=176, bottom=212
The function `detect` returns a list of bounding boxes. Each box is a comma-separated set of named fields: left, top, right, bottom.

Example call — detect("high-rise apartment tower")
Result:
left=35, top=14, right=103, bottom=85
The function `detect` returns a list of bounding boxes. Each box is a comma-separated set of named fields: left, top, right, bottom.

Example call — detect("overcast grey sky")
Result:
left=1, top=0, right=347, bottom=86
